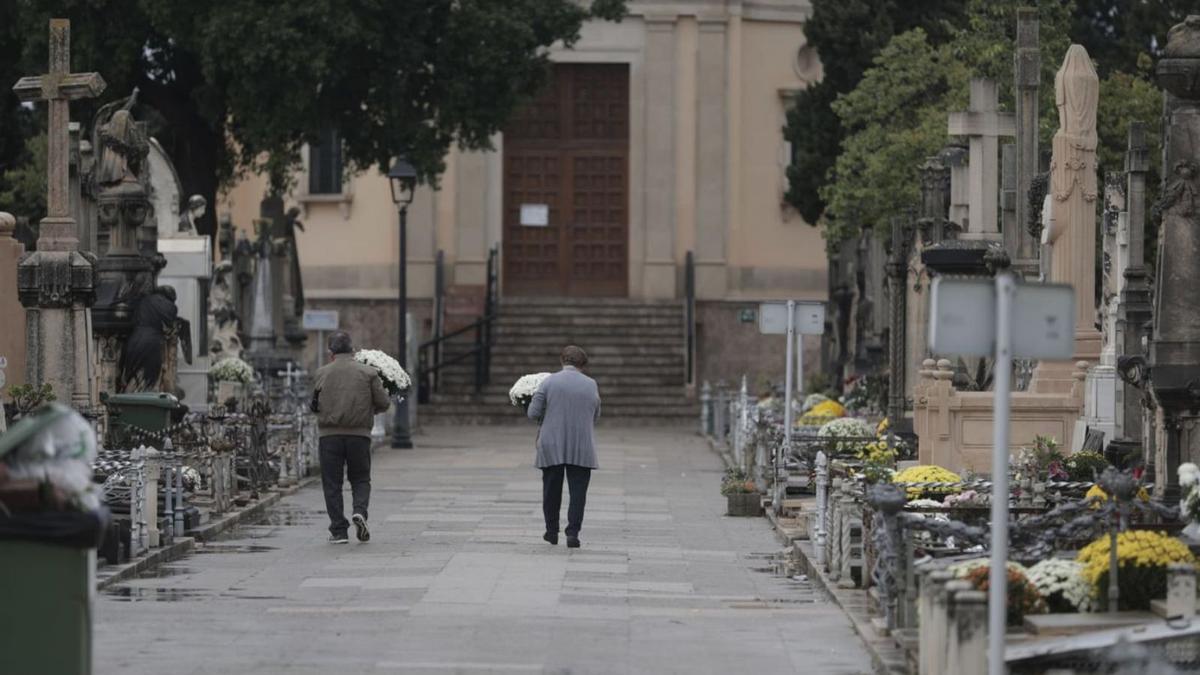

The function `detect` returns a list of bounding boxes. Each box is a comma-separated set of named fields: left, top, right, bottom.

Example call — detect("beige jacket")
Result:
left=312, top=354, right=392, bottom=438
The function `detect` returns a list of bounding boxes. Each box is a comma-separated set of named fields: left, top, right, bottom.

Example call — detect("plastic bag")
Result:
left=3, top=405, right=101, bottom=511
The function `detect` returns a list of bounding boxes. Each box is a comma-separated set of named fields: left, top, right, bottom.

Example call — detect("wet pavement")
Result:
left=94, top=426, right=872, bottom=674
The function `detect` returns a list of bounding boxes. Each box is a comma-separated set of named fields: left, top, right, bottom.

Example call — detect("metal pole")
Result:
left=988, top=271, right=1015, bottom=675
left=796, top=331, right=804, bottom=400
left=784, top=301, right=796, bottom=446
left=392, top=205, right=413, bottom=448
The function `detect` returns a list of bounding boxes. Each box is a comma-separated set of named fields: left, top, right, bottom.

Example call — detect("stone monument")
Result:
left=948, top=78, right=1015, bottom=240
left=1029, top=45, right=1103, bottom=395
left=1148, top=15, right=1200, bottom=498
left=1117, top=123, right=1153, bottom=453
left=1011, top=7, right=1043, bottom=276
left=12, top=19, right=105, bottom=409
left=0, top=212, right=26, bottom=398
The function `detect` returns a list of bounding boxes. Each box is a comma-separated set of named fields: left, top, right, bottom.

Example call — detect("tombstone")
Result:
left=1149, top=15, right=1200, bottom=498
left=153, top=140, right=212, bottom=408
left=906, top=155, right=951, bottom=412
left=1029, top=45, right=1103, bottom=395
left=12, top=19, right=106, bottom=410
left=888, top=214, right=913, bottom=428
left=859, top=226, right=888, bottom=372
left=1012, top=8, right=1043, bottom=277
left=948, top=78, right=1015, bottom=240
left=0, top=213, right=26, bottom=398
left=1073, top=174, right=1124, bottom=450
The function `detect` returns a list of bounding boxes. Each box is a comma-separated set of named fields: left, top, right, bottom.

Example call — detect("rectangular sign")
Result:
left=520, top=203, right=549, bottom=227
left=929, top=277, right=1074, bottom=360
left=758, top=301, right=826, bottom=336
left=302, top=309, right=339, bottom=331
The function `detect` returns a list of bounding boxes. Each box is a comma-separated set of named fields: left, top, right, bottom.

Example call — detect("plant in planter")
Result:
left=5, top=383, right=56, bottom=424
left=1064, top=449, right=1110, bottom=482
left=1015, top=435, right=1067, bottom=482
left=1077, top=530, right=1197, bottom=611
left=961, top=564, right=1047, bottom=626
left=721, top=468, right=760, bottom=517
left=1027, top=558, right=1093, bottom=613
left=892, top=464, right=962, bottom=500
left=211, top=356, right=255, bottom=409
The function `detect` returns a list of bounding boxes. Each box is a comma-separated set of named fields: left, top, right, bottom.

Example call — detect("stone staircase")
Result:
left=422, top=298, right=695, bottom=426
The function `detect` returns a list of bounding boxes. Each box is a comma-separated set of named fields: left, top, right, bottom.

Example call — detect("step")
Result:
left=495, top=315, right=683, bottom=328
left=493, top=325, right=683, bottom=338
left=501, top=297, right=683, bottom=308
left=423, top=402, right=698, bottom=417
left=432, top=385, right=688, bottom=403
left=450, top=343, right=686, bottom=357
left=439, top=368, right=686, bottom=382
left=477, top=354, right=685, bottom=367
left=436, top=379, right=685, bottom=394
left=421, top=414, right=695, bottom=428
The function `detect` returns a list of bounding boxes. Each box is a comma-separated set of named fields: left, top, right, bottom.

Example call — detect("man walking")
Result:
left=527, top=345, right=601, bottom=548
left=311, top=331, right=391, bottom=544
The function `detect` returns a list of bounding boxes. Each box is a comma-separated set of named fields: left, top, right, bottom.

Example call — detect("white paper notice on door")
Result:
left=520, top=203, right=549, bottom=227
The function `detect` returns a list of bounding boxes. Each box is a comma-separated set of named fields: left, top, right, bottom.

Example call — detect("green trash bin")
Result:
left=0, top=403, right=104, bottom=675
left=101, top=391, right=185, bottom=433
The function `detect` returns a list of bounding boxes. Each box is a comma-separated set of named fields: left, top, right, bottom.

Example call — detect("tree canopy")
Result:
left=1, top=0, right=626, bottom=233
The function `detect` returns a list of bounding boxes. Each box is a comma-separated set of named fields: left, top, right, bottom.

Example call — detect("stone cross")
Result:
left=1012, top=8, right=1042, bottom=274
left=948, top=79, right=1015, bottom=239
left=12, top=19, right=105, bottom=250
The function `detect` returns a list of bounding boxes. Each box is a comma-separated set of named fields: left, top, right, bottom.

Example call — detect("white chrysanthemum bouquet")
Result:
left=1026, top=558, right=1093, bottom=613
left=354, top=349, right=411, bottom=397
left=509, top=372, right=551, bottom=409
left=210, top=357, right=255, bottom=383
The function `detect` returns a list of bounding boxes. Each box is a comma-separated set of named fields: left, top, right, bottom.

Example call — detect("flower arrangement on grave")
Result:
left=1076, top=530, right=1197, bottom=610
left=798, top=399, right=845, bottom=426
left=1064, top=449, right=1110, bottom=482
left=840, top=373, right=886, bottom=415
left=961, top=564, right=1047, bottom=626
left=892, top=465, right=962, bottom=500
left=943, top=489, right=988, bottom=508
left=210, top=357, right=255, bottom=384
left=1015, top=435, right=1067, bottom=482
left=354, top=349, right=411, bottom=397
left=508, top=372, right=551, bottom=410
left=854, top=440, right=897, bottom=484
left=1027, top=559, right=1093, bottom=613
left=720, top=467, right=757, bottom=495
left=1084, top=482, right=1149, bottom=508
left=817, top=417, right=875, bottom=454
left=801, top=392, right=830, bottom=412
left=1178, top=463, right=1200, bottom=538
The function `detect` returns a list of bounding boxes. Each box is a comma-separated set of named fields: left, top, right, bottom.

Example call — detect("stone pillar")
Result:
left=1031, top=45, right=1103, bottom=394
left=888, top=215, right=912, bottom=428
left=1012, top=8, right=1042, bottom=275
left=1119, top=122, right=1152, bottom=446
left=1151, top=16, right=1200, bottom=498
left=919, top=569, right=953, bottom=675
left=0, top=213, right=27, bottom=397
left=694, top=18, right=728, bottom=298
left=947, top=587, right=988, bottom=675
left=643, top=16, right=677, bottom=299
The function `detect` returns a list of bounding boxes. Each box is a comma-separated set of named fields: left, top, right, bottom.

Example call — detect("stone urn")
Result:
left=726, top=492, right=763, bottom=517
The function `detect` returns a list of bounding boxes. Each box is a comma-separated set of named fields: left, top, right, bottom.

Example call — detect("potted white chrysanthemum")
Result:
left=353, top=349, right=411, bottom=398
left=211, top=357, right=255, bottom=408
left=509, top=373, right=551, bottom=411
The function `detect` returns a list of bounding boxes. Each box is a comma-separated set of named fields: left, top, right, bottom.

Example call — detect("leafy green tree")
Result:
left=782, top=0, right=967, bottom=225
left=1071, top=0, right=1193, bottom=77
left=2, top=0, right=625, bottom=233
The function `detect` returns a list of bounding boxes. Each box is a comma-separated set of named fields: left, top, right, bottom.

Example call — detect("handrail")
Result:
left=416, top=245, right=500, bottom=399
left=685, top=251, right=696, bottom=386
left=433, top=250, right=445, bottom=392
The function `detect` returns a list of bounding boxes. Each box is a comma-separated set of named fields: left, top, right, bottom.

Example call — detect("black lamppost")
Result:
left=389, top=157, right=417, bottom=449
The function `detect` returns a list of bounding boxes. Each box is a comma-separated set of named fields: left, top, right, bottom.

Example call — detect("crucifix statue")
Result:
left=13, top=19, right=105, bottom=251
left=12, top=19, right=107, bottom=408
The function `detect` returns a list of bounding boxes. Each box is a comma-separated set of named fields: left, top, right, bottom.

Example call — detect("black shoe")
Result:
left=352, top=514, right=370, bottom=543
left=566, top=536, right=581, bottom=549
left=329, top=533, right=349, bottom=544
left=543, top=532, right=559, bottom=545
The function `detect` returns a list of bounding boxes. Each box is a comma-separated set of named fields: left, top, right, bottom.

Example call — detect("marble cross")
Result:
left=948, top=79, right=1015, bottom=238
left=12, top=19, right=105, bottom=248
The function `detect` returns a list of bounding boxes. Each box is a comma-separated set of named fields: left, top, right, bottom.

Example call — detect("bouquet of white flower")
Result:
left=210, top=357, right=255, bottom=384
left=354, top=349, right=411, bottom=397
left=1027, top=558, right=1093, bottom=613
left=509, top=372, right=551, bottom=409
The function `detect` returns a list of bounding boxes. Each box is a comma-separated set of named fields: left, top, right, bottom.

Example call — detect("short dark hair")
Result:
left=328, top=331, right=353, bottom=355
left=561, top=345, right=588, bottom=368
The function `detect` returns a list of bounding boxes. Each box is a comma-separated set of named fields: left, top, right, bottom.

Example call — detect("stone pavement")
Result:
left=95, top=426, right=872, bottom=674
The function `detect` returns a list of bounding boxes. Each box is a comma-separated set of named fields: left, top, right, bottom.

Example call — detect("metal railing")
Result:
left=685, top=250, right=696, bottom=386
left=418, top=246, right=498, bottom=397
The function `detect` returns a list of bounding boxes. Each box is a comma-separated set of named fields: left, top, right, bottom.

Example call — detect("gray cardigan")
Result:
left=527, top=366, right=601, bottom=469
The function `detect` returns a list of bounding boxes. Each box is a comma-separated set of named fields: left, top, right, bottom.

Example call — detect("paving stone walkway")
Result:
left=95, top=426, right=872, bottom=674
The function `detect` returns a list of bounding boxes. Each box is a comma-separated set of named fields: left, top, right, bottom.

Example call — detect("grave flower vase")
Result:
left=727, top=492, right=762, bottom=517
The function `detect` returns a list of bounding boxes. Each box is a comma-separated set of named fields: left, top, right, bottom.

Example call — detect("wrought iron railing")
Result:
left=685, top=250, right=696, bottom=386
left=417, top=246, right=498, bottom=399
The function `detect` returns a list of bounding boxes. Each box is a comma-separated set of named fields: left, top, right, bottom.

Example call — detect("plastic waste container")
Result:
left=0, top=403, right=106, bottom=675
left=101, top=391, right=186, bottom=433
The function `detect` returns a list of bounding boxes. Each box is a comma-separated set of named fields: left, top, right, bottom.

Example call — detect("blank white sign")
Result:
left=520, top=204, right=549, bottom=227
left=758, top=301, right=826, bottom=336
left=303, top=310, right=340, bottom=331
left=929, top=277, right=1074, bottom=360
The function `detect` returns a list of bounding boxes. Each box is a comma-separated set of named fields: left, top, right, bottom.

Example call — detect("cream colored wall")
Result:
left=217, top=1, right=824, bottom=304
left=727, top=19, right=825, bottom=300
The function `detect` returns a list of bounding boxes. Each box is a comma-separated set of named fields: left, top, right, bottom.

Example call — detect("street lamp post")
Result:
left=389, top=157, right=417, bottom=449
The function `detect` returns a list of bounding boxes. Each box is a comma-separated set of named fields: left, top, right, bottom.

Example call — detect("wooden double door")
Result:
left=502, top=64, right=629, bottom=297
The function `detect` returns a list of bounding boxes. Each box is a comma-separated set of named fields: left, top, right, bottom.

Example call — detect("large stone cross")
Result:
left=12, top=19, right=105, bottom=251
left=948, top=79, right=1015, bottom=239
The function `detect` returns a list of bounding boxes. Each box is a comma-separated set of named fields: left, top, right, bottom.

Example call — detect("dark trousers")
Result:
left=541, top=464, right=591, bottom=538
left=319, top=435, right=372, bottom=535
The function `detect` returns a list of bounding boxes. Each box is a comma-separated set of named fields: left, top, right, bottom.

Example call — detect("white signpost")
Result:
left=930, top=273, right=1074, bottom=675
left=303, top=310, right=340, bottom=372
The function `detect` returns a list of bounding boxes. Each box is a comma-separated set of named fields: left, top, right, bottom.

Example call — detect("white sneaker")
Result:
left=352, top=514, right=370, bottom=542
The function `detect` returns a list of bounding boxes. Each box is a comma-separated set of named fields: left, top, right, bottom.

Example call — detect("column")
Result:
left=694, top=18, right=728, bottom=298
left=643, top=16, right=677, bottom=298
